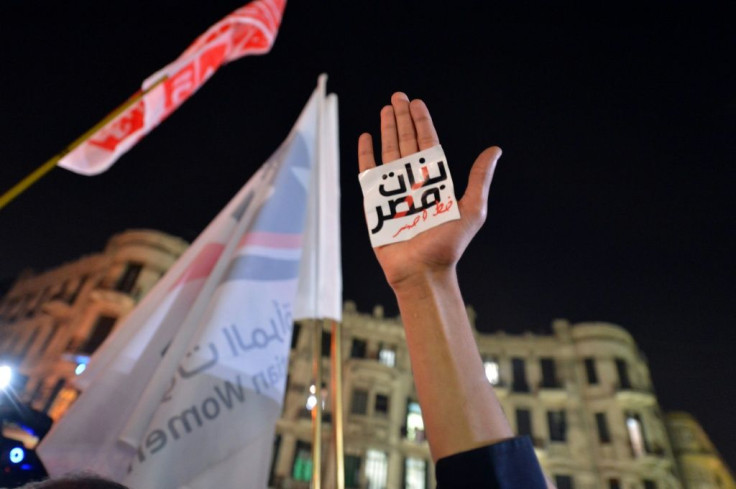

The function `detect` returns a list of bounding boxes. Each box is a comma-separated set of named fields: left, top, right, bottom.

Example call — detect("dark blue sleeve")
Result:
left=435, top=436, right=548, bottom=489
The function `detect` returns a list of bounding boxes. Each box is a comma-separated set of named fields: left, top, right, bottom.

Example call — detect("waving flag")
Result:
left=38, top=76, right=341, bottom=489
left=57, top=0, right=286, bottom=176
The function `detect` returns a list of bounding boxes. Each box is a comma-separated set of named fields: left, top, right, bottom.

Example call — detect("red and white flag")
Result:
left=38, top=76, right=341, bottom=489
left=57, top=0, right=286, bottom=176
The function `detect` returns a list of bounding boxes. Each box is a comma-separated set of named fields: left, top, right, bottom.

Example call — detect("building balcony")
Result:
left=41, top=299, right=74, bottom=320
left=538, top=381, right=567, bottom=401
left=89, top=288, right=136, bottom=309
left=615, top=384, right=656, bottom=406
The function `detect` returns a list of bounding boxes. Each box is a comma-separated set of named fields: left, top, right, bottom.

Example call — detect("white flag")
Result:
left=38, top=76, right=341, bottom=489
left=57, top=0, right=286, bottom=176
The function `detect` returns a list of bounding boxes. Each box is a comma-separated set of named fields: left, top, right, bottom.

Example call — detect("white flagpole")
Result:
left=309, top=73, right=328, bottom=489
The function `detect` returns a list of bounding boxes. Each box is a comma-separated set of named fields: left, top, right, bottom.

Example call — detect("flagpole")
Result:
left=0, top=76, right=167, bottom=211
left=330, top=319, right=345, bottom=489
left=311, top=319, right=324, bottom=489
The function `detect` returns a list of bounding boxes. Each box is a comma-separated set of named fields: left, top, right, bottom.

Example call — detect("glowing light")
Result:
left=484, top=360, right=499, bottom=385
left=306, top=394, right=317, bottom=410
left=306, top=384, right=317, bottom=410
left=75, top=363, right=87, bottom=375
left=9, top=447, right=25, bottom=464
left=0, top=365, right=12, bottom=389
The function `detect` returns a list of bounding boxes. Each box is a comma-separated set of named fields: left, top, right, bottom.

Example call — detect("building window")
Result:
left=268, top=435, right=281, bottom=487
left=20, top=294, right=33, bottom=318
left=50, top=282, right=68, bottom=301
left=67, top=275, right=87, bottom=304
left=608, top=479, right=621, bottom=489
left=37, top=325, right=59, bottom=356
left=405, top=401, right=425, bottom=442
left=80, top=315, right=117, bottom=355
left=483, top=357, right=500, bottom=385
left=547, top=410, right=567, bottom=442
left=643, top=481, right=657, bottom=489
left=46, top=385, right=79, bottom=421
left=321, top=330, right=331, bottom=357
left=511, top=358, right=529, bottom=392
left=554, top=475, right=574, bottom=489
left=540, top=358, right=560, bottom=388
left=378, top=344, right=396, bottom=367
left=365, top=449, right=388, bottom=489
left=115, top=262, right=143, bottom=293
left=291, top=440, right=313, bottom=482
left=345, top=454, right=361, bottom=488
left=290, top=323, right=300, bottom=349
left=351, top=338, right=367, bottom=358
left=596, top=412, right=611, bottom=444
left=403, top=457, right=427, bottom=489
left=31, top=288, right=50, bottom=316
left=374, top=394, right=389, bottom=416
left=584, top=358, right=598, bottom=384
left=626, top=412, right=646, bottom=457
left=516, top=408, right=532, bottom=437
left=351, top=389, right=368, bottom=415
left=615, top=358, right=632, bottom=389
left=19, top=328, right=41, bottom=358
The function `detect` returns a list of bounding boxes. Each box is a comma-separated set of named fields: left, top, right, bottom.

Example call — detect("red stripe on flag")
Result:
left=170, top=243, right=225, bottom=289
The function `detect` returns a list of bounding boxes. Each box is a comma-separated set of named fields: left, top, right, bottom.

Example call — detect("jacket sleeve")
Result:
left=435, top=436, right=548, bottom=489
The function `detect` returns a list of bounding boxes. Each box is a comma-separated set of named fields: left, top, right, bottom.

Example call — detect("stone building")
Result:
left=271, top=306, right=687, bottom=489
left=0, top=230, right=187, bottom=423
left=0, top=230, right=732, bottom=489
left=666, top=412, right=736, bottom=489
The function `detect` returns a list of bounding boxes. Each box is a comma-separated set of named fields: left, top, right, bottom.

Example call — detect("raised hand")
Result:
left=358, top=92, right=502, bottom=291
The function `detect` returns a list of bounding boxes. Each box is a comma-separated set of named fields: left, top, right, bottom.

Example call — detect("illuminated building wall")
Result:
left=0, top=230, right=187, bottom=420
left=666, top=412, right=736, bottom=489
left=271, top=309, right=689, bottom=489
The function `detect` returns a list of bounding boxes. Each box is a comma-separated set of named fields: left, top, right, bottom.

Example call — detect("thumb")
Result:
left=461, top=146, right=502, bottom=220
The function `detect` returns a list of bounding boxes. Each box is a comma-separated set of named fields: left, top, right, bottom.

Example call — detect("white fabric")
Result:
left=294, top=76, right=343, bottom=322
left=38, top=78, right=341, bottom=489
left=57, top=0, right=286, bottom=176
left=359, top=145, right=460, bottom=247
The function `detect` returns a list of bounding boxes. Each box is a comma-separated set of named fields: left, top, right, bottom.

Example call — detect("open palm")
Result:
left=358, top=92, right=502, bottom=290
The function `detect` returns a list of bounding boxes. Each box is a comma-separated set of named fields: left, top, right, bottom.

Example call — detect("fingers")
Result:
left=409, top=99, right=440, bottom=150
left=391, top=92, right=419, bottom=157
left=368, top=92, right=441, bottom=166
left=380, top=105, right=401, bottom=163
left=358, top=133, right=377, bottom=173
left=461, top=146, right=503, bottom=225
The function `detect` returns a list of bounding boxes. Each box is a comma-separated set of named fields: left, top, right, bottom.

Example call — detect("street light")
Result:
left=0, top=365, right=12, bottom=390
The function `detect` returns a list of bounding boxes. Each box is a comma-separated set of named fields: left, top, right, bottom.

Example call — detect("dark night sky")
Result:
left=1, top=1, right=734, bottom=467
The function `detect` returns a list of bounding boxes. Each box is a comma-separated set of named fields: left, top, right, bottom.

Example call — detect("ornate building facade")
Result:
left=0, top=230, right=732, bottom=489
left=272, top=306, right=691, bottom=489
left=666, top=412, right=736, bottom=489
left=0, top=230, right=187, bottom=423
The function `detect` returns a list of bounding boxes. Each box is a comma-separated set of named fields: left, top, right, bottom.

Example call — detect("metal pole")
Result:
left=330, top=319, right=345, bottom=489
left=0, top=76, right=167, bottom=211
left=311, top=319, right=323, bottom=489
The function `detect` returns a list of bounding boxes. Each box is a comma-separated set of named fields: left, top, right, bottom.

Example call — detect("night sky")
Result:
left=1, top=1, right=734, bottom=467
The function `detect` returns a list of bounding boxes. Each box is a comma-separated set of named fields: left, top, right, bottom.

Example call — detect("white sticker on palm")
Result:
left=359, top=145, right=460, bottom=248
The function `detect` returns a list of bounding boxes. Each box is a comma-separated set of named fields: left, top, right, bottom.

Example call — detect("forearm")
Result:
left=392, top=267, right=514, bottom=462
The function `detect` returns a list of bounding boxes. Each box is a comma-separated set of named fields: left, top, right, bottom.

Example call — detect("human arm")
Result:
left=359, top=92, right=553, bottom=487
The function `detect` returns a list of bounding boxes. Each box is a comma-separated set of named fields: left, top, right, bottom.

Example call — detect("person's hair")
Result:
left=18, top=474, right=128, bottom=489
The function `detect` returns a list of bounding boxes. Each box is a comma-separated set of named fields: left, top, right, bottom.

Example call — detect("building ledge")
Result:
left=42, top=299, right=74, bottom=319
left=539, top=385, right=568, bottom=401
left=615, top=387, right=656, bottom=406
